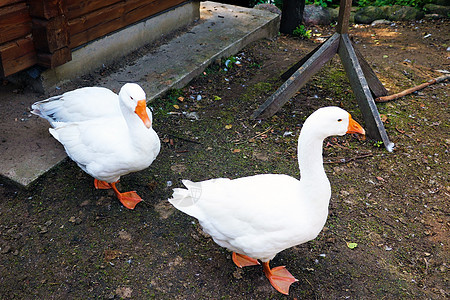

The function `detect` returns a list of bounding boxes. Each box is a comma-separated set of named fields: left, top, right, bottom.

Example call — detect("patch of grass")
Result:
left=293, top=25, right=312, bottom=39
left=240, top=82, right=273, bottom=103
left=151, top=88, right=185, bottom=118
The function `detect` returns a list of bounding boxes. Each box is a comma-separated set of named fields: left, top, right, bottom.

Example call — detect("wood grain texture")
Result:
left=68, top=0, right=186, bottom=48
left=32, top=16, right=69, bottom=52
left=28, top=0, right=66, bottom=19
left=0, top=36, right=38, bottom=76
left=0, top=3, right=32, bottom=44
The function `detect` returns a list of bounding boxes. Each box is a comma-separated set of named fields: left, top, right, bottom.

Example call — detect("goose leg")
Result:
left=262, top=261, right=298, bottom=295
left=94, top=179, right=112, bottom=190
left=232, top=252, right=260, bottom=267
left=110, top=182, right=142, bottom=209
left=95, top=180, right=142, bottom=209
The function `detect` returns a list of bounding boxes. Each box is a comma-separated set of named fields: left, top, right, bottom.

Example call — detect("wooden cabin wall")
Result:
left=66, top=0, right=187, bottom=49
left=0, top=0, right=189, bottom=77
left=0, top=0, right=36, bottom=77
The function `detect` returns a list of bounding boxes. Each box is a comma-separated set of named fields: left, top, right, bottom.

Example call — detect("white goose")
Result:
left=169, top=107, right=365, bottom=294
left=32, top=83, right=161, bottom=209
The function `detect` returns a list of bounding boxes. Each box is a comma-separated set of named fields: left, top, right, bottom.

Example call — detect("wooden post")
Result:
left=251, top=0, right=394, bottom=151
left=336, top=0, right=351, bottom=34
left=338, top=34, right=394, bottom=151
left=28, top=0, right=71, bottom=68
left=251, top=33, right=340, bottom=119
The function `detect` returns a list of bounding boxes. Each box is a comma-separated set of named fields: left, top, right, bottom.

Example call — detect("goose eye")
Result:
left=337, top=118, right=343, bottom=122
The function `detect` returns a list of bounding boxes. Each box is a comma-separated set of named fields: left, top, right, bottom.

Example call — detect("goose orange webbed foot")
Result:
left=94, top=179, right=142, bottom=209
left=263, top=261, right=298, bottom=295
left=116, top=191, right=143, bottom=210
left=232, top=252, right=260, bottom=268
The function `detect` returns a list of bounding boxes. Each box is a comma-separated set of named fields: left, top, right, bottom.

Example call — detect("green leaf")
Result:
left=346, top=242, right=358, bottom=249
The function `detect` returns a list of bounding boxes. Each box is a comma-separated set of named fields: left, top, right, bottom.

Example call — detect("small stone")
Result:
left=340, top=190, right=350, bottom=197
left=1, top=245, right=11, bottom=254
left=184, top=112, right=199, bottom=120
left=39, top=226, right=48, bottom=234
left=371, top=19, right=391, bottom=26
left=115, top=287, right=132, bottom=298
left=69, top=217, right=82, bottom=225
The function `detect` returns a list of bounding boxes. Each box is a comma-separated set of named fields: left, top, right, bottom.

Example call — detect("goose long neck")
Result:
left=297, top=126, right=327, bottom=183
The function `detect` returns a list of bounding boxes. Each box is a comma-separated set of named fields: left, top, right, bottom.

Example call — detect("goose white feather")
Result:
left=169, top=106, right=365, bottom=294
left=32, top=83, right=160, bottom=209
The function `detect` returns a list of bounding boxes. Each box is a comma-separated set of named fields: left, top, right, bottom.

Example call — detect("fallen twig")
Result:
left=324, top=153, right=373, bottom=164
left=375, top=74, right=450, bottom=103
left=234, top=126, right=273, bottom=145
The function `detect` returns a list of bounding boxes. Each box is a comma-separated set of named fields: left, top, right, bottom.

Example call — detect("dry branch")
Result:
left=375, top=74, right=450, bottom=103
left=324, top=153, right=373, bottom=164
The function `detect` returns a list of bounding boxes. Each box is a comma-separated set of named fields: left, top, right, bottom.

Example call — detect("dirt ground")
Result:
left=0, top=18, right=449, bottom=299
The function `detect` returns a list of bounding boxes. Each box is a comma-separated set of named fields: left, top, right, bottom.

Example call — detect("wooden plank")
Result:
left=0, top=36, right=38, bottom=77
left=28, top=0, right=66, bottom=19
left=251, top=33, right=340, bottom=120
left=281, top=35, right=334, bottom=81
left=36, top=47, right=71, bottom=68
left=0, top=3, right=32, bottom=44
left=65, top=0, right=122, bottom=19
left=68, top=0, right=186, bottom=48
left=338, top=34, right=394, bottom=151
left=336, top=0, right=352, bottom=34
left=68, top=1, right=126, bottom=37
left=68, top=0, right=185, bottom=35
left=0, top=0, right=23, bottom=9
left=32, top=16, right=69, bottom=52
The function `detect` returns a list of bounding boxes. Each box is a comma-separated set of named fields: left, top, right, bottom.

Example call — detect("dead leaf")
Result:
left=225, top=124, right=232, bottom=129
left=173, top=104, right=179, bottom=109
left=380, top=114, right=388, bottom=123
left=104, top=249, right=122, bottom=261
left=147, top=181, right=157, bottom=191
left=232, top=149, right=241, bottom=153
left=395, top=126, right=405, bottom=134
left=118, top=230, right=132, bottom=241
left=177, top=96, right=184, bottom=102
left=115, top=287, right=132, bottom=298
left=253, top=150, right=268, bottom=161
left=171, top=163, right=186, bottom=173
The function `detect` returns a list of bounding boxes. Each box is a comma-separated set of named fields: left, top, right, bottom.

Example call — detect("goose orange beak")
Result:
left=135, top=100, right=152, bottom=128
left=347, top=114, right=365, bottom=136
